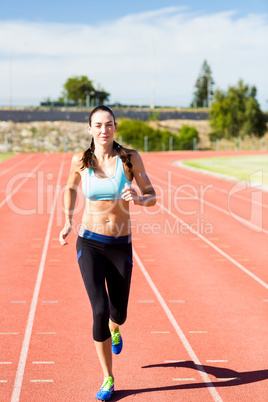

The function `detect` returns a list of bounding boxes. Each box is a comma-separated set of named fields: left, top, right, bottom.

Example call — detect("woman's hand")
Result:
left=59, top=225, right=72, bottom=245
left=121, top=183, right=140, bottom=205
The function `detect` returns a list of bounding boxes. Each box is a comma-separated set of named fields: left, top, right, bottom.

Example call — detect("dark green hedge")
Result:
left=116, top=119, right=199, bottom=151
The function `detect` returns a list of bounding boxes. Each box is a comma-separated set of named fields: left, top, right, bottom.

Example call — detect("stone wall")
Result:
left=0, top=121, right=89, bottom=153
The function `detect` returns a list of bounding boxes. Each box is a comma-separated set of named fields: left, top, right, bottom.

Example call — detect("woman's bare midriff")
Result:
left=81, top=198, right=131, bottom=237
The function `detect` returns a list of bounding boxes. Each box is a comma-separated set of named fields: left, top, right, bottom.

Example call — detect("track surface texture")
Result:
left=0, top=151, right=267, bottom=402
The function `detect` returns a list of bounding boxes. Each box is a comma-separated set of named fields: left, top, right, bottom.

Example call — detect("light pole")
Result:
left=149, top=36, right=156, bottom=109
left=86, top=91, right=90, bottom=108
left=90, top=91, right=95, bottom=107
left=144, top=33, right=156, bottom=109
left=207, top=76, right=211, bottom=108
left=9, top=50, right=14, bottom=108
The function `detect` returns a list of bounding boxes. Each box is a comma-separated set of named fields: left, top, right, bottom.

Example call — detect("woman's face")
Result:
left=89, top=111, right=117, bottom=147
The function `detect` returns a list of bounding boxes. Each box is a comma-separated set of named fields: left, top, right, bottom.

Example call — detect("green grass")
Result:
left=0, top=153, right=17, bottom=162
left=183, top=155, right=268, bottom=186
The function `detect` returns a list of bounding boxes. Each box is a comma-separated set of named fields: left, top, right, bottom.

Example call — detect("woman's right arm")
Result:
left=59, top=153, right=82, bottom=245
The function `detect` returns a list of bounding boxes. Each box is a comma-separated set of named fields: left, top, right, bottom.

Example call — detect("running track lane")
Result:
left=0, top=151, right=267, bottom=401
left=141, top=151, right=268, bottom=283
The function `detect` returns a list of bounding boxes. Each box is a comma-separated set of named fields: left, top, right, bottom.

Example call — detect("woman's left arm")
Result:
left=121, top=150, right=156, bottom=207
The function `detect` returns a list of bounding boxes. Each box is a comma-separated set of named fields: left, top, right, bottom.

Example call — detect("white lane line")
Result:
left=0, top=157, right=47, bottom=209
left=164, top=360, right=186, bottom=363
left=0, top=154, right=33, bottom=177
left=138, top=300, right=155, bottom=303
left=0, top=380, right=8, bottom=383
left=157, top=202, right=268, bottom=290
left=37, top=332, right=56, bottom=335
left=11, top=160, right=64, bottom=402
left=169, top=300, right=185, bottom=303
left=189, top=331, right=207, bottom=334
left=263, top=300, right=268, bottom=302
left=151, top=331, right=170, bottom=334
left=30, top=379, right=54, bottom=383
left=150, top=173, right=267, bottom=234
left=0, top=362, right=12, bottom=364
left=217, top=377, right=241, bottom=381
left=32, top=361, right=54, bottom=364
left=42, top=301, right=58, bottom=303
left=133, top=248, right=223, bottom=402
left=206, top=360, right=228, bottom=363
left=173, top=378, right=196, bottom=381
left=0, top=333, right=19, bottom=335
left=10, top=301, right=26, bottom=304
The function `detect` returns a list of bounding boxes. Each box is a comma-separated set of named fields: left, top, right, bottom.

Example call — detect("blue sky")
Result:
left=1, top=1, right=268, bottom=108
left=2, top=0, right=268, bottom=24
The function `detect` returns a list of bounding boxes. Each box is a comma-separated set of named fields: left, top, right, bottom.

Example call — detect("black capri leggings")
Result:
left=76, top=230, right=133, bottom=342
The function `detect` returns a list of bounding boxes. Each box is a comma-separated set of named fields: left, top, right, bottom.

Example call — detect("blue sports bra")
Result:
left=82, top=155, right=132, bottom=201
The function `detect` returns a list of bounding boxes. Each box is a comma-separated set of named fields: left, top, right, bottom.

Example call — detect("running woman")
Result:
left=59, top=105, right=156, bottom=401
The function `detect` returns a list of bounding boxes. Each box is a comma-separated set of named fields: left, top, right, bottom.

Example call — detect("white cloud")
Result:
left=0, top=7, right=267, bottom=108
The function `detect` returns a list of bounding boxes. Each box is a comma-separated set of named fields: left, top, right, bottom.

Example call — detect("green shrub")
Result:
left=178, top=125, right=200, bottom=150
left=208, top=131, right=224, bottom=142
left=116, top=120, right=199, bottom=151
left=116, top=119, right=178, bottom=151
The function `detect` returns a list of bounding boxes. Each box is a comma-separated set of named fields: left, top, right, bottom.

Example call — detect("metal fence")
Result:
left=2, top=132, right=267, bottom=153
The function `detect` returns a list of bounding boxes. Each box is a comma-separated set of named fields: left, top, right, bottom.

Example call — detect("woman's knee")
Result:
left=110, top=311, right=127, bottom=326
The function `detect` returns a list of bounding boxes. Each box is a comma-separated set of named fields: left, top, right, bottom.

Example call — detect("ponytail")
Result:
left=80, top=137, right=95, bottom=170
left=113, top=140, right=133, bottom=179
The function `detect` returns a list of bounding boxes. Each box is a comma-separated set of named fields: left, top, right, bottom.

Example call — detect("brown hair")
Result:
left=81, top=105, right=133, bottom=178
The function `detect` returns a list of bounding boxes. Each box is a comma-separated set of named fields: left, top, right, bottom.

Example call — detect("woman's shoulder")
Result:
left=70, top=152, right=84, bottom=172
left=124, top=148, right=140, bottom=159
left=124, top=148, right=144, bottom=172
left=127, top=148, right=142, bottom=162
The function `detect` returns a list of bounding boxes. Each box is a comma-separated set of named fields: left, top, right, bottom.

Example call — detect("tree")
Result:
left=60, top=76, right=110, bottom=105
left=192, top=60, right=214, bottom=108
left=210, top=80, right=267, bottom=138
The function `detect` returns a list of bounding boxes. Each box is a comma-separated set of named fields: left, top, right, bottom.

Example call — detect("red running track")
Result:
left=0, top=151, right=267, bottom=401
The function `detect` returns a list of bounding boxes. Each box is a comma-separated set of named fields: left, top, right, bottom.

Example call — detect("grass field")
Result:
left=0, top=153, right=17, bottom=162
left=183, top=155, right=268, bottom=186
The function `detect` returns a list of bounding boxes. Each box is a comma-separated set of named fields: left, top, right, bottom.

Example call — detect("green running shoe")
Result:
left=110, top=327, right=123, bottom=355
left=95, top=376, right=114, bottom=401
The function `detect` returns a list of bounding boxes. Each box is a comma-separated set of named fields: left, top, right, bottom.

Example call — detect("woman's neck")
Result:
left=94, top=142, right=116, bottom=162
